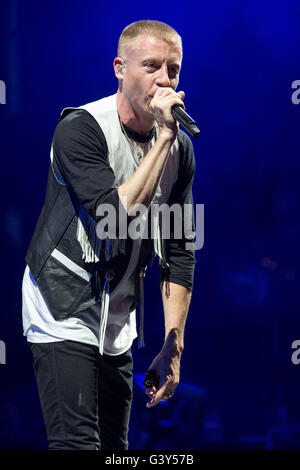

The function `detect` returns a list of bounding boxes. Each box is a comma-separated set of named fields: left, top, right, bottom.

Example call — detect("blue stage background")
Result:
left=1, top=0, right=300, bottom=449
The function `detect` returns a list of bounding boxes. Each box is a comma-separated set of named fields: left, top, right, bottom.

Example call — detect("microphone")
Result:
left=171, top=105, right=200, bottom=138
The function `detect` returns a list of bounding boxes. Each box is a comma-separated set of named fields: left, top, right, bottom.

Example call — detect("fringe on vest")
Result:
left=76, top=204, right=165, bottom=263
left=76, top=205, right=127, bottom=263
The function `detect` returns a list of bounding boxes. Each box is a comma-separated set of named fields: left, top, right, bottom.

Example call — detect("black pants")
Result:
left=29, top=340, right=133, bottom=450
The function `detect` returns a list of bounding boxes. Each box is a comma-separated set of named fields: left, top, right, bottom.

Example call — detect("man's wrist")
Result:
left=164, top=328, right=184, bottom=355
left=157, top=127, right=177, bottom=144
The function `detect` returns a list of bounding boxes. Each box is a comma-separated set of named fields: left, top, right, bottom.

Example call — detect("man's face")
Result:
left=119, top=35, right=182, bottom=119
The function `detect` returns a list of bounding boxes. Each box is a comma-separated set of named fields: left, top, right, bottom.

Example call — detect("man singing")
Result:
left=22, top=19, right=196, bottom=450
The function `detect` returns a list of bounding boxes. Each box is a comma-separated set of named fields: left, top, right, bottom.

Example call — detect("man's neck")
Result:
left=116, top=90, right=154, bottom=135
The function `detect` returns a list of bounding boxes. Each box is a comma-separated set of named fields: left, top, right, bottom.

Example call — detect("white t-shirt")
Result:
left=22, top=238, right=142, bottom=356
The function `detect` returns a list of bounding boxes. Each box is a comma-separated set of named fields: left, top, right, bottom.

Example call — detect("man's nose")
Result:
left=155, top=65, right=170, bottom=87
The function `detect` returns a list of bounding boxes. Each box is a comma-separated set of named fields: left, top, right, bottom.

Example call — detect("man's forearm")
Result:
left=117, top=131, right=175, bottom=212
left=160, top=281, right=192, bottom=353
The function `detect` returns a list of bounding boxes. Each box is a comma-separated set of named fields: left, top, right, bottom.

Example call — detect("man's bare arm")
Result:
left=145, top=281, right=192, bottom=408
left=161, top=281, right=192, bottom=351
left=117, top=88, right=185, bottom=211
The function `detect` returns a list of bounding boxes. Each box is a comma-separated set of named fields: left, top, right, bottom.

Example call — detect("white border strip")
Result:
left=51, top=249, right=91, bottom=282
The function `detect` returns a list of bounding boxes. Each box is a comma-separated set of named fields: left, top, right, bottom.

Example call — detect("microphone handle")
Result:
left=171, top=105, right=200, bottom=138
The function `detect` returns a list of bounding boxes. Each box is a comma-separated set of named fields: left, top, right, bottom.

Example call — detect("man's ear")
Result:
left=114, top=57, right=125, bottom=78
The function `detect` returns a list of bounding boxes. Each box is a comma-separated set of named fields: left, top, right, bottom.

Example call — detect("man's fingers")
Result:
left=146, top=389, right=170, bottom=408
left=175, top=91, right=185, bottom=110
left=145, top=378, right=174, bottom=408
left=152, top=87, right=185, bottom=104
left=146, top=380, right=166, bottom=407
left=145, top=386, right=157, bottom=398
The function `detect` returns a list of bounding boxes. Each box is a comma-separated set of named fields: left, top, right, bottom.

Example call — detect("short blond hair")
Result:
left=117, top=20, right=182, bottom=56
